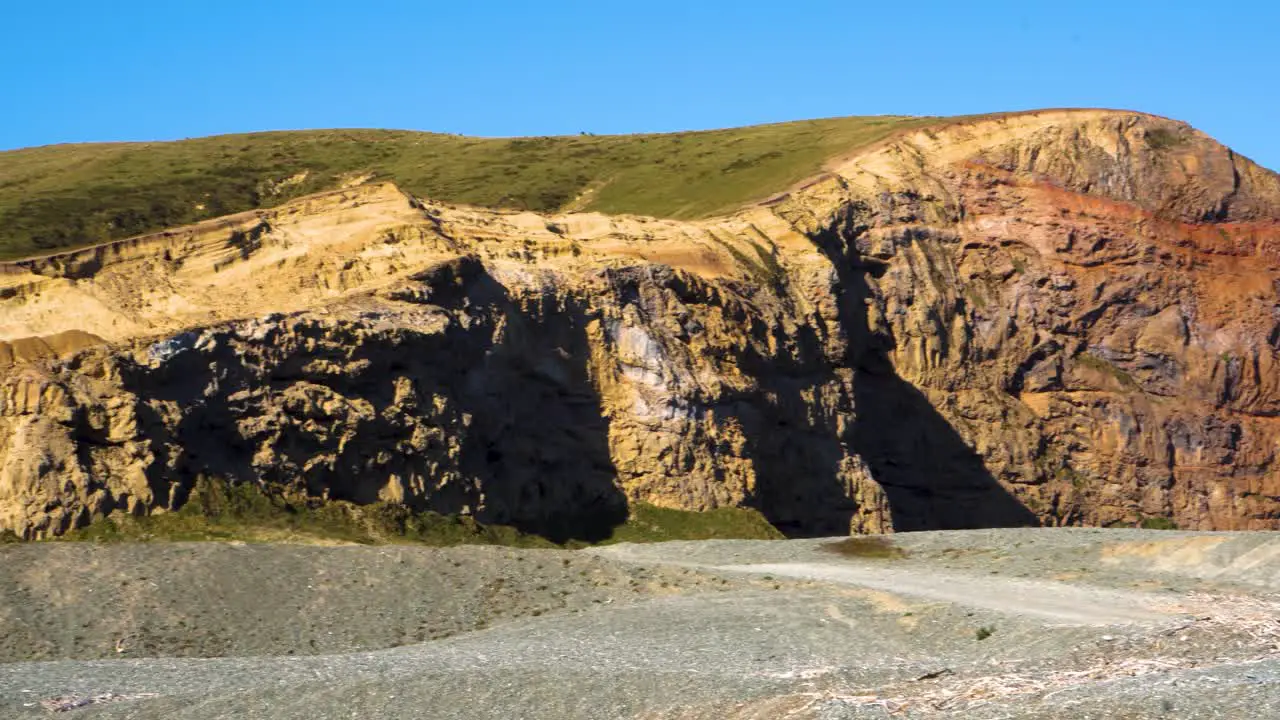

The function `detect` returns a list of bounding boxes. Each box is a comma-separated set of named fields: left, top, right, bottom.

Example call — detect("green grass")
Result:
left=60, top=477, right=557, bottom=548
left=0, top=115, right=947, bottom=260
left=52, top=476, right=782, bottom=547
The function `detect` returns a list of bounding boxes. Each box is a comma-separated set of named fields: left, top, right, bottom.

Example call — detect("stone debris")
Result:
left=40, top=693, right=159, bottom=713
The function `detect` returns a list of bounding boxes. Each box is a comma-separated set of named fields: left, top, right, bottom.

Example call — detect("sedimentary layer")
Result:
left=3, top=109, right=1278, bottom=538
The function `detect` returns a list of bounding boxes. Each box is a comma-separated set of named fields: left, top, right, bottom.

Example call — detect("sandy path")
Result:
left=594, top=543, right=1178, bottom=626
left=717, top=562, right=1172, bottom=626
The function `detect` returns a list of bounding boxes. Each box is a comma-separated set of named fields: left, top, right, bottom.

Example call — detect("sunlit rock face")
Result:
left=2, top=110, right=1279, bottom=538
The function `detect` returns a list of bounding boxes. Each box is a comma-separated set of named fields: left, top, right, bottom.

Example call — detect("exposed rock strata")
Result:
left=2, top=109, right=1278, bottom=538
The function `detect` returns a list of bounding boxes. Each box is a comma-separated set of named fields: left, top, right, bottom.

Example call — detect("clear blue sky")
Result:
left=3, top=1, right=1277, bottom=169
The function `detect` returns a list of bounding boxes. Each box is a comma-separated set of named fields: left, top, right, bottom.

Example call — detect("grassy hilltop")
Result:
left=0, top=115, right=940, bottom=260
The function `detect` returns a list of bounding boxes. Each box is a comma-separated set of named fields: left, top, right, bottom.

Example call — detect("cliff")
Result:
left=3, top=109, right=1279, bottom=538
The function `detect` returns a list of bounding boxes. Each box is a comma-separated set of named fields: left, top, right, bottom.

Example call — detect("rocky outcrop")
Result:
left=2, top=109, right=1278, bottom=538
left=776, top=110, right=1280, bottom=531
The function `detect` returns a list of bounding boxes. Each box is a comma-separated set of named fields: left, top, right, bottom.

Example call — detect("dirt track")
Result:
left=704, top=562, right=1169, bottom=625
left=1, top=529, right=1278, bottom=719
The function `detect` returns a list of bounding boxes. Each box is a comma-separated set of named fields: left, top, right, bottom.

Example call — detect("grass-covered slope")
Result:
left=0, top=115, right=940, bottom=259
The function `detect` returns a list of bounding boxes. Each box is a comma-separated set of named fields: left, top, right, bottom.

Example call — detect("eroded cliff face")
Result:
left=3, top=110, right=1278, bottom=538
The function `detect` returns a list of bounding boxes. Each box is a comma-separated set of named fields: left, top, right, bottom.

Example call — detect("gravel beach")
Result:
left=2, top=529, right=1277, bottom=719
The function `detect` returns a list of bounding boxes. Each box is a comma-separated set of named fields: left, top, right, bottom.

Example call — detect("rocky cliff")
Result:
left=3, top=109, right=1279, bottom=539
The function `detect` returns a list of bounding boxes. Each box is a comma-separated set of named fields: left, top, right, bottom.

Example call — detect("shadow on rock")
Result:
left=728, top=327, right=864, bottom=538
left=813, top=205, right=1040, bottom=532
left=452, top=273, right=627, bottom=543
left=113, top=257, right=627, bottom=544
left=851, top=370, right=1039, bottom=530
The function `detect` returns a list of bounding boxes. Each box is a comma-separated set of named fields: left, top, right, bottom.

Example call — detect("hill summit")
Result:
left=0, top=115, right=947, bottom=260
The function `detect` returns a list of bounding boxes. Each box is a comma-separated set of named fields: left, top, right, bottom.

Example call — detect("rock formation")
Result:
left=2, top=109, right=1278, bottom=538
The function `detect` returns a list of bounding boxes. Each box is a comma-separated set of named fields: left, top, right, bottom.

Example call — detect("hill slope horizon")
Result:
left=5, top=108, right=1269, bottom=262
left=0, top=114, right=934, bottom=260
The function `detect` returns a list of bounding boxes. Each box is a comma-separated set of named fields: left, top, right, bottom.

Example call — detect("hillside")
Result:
left=2, top=108, right=1280, bottom=542
left=0, top=115, right=944, bottom=260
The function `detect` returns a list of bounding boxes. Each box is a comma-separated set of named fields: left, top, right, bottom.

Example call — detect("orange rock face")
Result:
left=787, top=110, right=1280, bottom=530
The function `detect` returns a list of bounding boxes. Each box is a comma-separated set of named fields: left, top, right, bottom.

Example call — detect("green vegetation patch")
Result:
left=60, top=477, right=555, bottom=548
left=1138, top=516, right=1178, bottom=530
left=603, top=503, right=784, bottom=544
left=1144, top=127, right=1188, bottom=152
left=822, top=535, right=908, bottom=560
left=54, top=477, right=782, bottom=547
left=0, top=115, right=944, bottom=260
left=1075, top=352, right=1139, bottom=389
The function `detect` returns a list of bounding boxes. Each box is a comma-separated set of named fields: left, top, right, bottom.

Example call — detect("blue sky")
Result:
left=3, top=1, right=1277, bottom=169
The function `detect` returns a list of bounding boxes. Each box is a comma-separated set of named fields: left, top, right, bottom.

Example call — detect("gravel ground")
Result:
left=1, top=529, right=1277, bottom=718
left=0, top=543, right=733, bottom=660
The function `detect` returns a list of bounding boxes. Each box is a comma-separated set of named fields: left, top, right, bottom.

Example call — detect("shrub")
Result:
left=604, top=504, right=783, bottom=543
left=1139, top=516, right=1178, bottom=530
left=1144, top=128, right=1186, bottom=151
left=823, top=536, right=908, bottom=560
